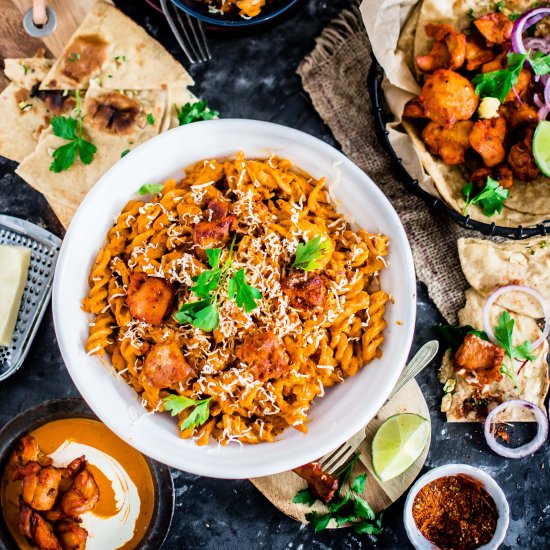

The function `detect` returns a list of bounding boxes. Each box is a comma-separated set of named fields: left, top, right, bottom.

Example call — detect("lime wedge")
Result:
left=533, top=120, right=550, bottom=178
left=371, top=413, right=430, bottom=482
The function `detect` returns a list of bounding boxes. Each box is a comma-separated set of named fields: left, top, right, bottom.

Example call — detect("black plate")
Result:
left=367, top=54, right=550, bottom=240
left=0, top=398, right=174, bottom=550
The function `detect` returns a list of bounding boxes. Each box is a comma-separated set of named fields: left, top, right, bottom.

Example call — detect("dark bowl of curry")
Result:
left=404, top=464, right=509, bottom=550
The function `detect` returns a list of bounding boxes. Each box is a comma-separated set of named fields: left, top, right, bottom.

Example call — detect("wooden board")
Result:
left=250, top=379, right=430, bottom=527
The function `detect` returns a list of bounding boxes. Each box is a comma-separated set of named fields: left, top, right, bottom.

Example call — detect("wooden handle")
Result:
left=32, top=0, right=47, bottom=25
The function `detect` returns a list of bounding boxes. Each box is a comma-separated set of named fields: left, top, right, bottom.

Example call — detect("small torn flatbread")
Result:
left=458, top=237, right=550, bottom=319
left=4, top=55, right=54, bottom=91
left=439, top=289, right=549, bottom=422
left=16, top=86, right=166, bottom=226
left=40, top=0, right=193, bottom=91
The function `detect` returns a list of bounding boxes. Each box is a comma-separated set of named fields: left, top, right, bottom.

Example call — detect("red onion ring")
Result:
left=545, top=78, right=550, bottom=110
left=511, top=7, right=550, bottom=54
left=484, top=400, right=548, bottom=458
left=482, top=285, right=550, bottom=349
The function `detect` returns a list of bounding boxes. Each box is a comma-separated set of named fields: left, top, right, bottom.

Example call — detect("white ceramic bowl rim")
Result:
left=53, top=119, right=416, bottom=478
left=403, top=464, right=510, bottom=550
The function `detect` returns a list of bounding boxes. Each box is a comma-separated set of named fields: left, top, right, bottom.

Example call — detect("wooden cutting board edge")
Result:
left=250, top=379, right=431, bottom=527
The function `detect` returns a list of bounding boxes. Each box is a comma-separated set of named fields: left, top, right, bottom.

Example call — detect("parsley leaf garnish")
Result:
left=120, top=149, right=130, bottom=158
left=228, top=268, right=262, bottom=313
left=138, top=183, right=164, bottom=195
left=472, top=52, right=527, bottom=102
left=292, top=235, right=329, bottom=271
left=163, top=395, right=212, bottom=431
left=462, top=177, right=509, bottom=217
left=529, top=51, right=550, bottom=76
left=434, top=324, right=488, bottom=352
left=493, top=310, right=537, bottom=388
left=296, top=454, right=383, bottom=535
left=175, top=100, right=219, bottom=125
left=20, top=62, right=29, bottom=75
left=466, top=8, right=475, bottom=19
left=49, top=93, right=97, bottom=173
left=146, top=112, right=155, bottom=125
left=175, top=237, right=261, bottom=332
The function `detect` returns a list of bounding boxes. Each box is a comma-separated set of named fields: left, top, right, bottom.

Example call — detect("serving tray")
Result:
left=0, top=215, right=61, bottom=381
left=367, top=55, right=550, bottom=240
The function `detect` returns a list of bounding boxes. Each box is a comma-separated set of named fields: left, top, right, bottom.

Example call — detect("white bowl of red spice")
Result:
left=403, top=464, right=509, bottom=550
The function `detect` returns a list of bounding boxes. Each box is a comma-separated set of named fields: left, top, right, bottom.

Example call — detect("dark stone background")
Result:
left=0, top=0, right=548, bottom=548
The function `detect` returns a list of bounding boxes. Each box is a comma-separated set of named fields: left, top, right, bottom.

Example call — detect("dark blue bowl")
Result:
left=170, top=0, right=301, bottom=27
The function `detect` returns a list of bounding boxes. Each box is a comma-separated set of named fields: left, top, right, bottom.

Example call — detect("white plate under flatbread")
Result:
left=458, top=237, right=550, bottom=319
left=439, top=288, right=549, bottom=422
left=40, top=0, right=193, bottom=92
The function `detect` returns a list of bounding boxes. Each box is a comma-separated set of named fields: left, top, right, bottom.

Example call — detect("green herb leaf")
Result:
left=354, top=520, right=383, bottom=535
left=292, top=488, right=316, bottom=505
left=51, top=116, right=78, bottom=140
left=175, top=100, right=219, bottom=126
left=20, top=62, right=29, bottom=75
left=529, top=51, right=550, bottom=76
left=352, top=473, right=367, bottom=494
left=515, top=340, right=537, bottom=362
left=192, top=302, right=219, bottom=332
left=163, top=395, right=199, bottom=415
left=205, top=248, right=222, bottom=270
left=327, top=491, right=351, bottom=513
left=138, top=183, right=164, bottom=195
left=494, top=310, right=515, bottom=359
left=67, top=52, right=80, bottom=62
left=463, top=177, right=509, bottom=217
left=77, top=138, right=97, bottom=165
left=180, top=398, right=212, bottom=430
left=434, top=324, right=488, bottom=352
left=466, top=7, right=475, bottom=19
left=354, top=496, right=376, bottom=521
left=227, top=268, right=262, bottom=313
left=174, top=299, right=211, bottom=324
left=121, top=149, right=130, bottom=158
left=190, top=269, right=221, bottom=300
left=50, top=142, right=78, bottom=173
left=305, top=512, right=331, bottom=532
left=146, top=112, right=155, bottom=125
left=292, top=235, right=329, bottom=271
left=472, top=52, right=527, bottom=102
left=114, top=54, right=127, bottom=62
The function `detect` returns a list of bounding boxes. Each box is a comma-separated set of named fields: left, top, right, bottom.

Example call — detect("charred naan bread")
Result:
left=439, top=288, right=549, bottom=422
left=40, top=0, right=193, bottom=91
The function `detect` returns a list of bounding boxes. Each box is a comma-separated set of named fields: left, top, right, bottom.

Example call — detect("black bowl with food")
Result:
left=0, top=398, right=174, bottom=550
left=170, top=0, right=301, bottom=27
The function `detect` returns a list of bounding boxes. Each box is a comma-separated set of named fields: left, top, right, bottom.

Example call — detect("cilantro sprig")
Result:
left=493, top=310, right=536, bottom=389
left=49, top=91, right=97, bottom=173
left=138, top=183, right=164, bottom=195
left=462, top=177, right=509, bottom=217
left=174, top=238, right=262, bottom=332
left=175, top=100, right=219, bottom=126
left=163, top=394, right=212, bottom=431
left=295, top=455, right=384, bottom=536
left=292, top=235, right=330, bottom=271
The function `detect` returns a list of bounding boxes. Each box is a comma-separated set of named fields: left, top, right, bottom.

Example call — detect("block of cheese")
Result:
left=0, top=245, right=31, bottom=347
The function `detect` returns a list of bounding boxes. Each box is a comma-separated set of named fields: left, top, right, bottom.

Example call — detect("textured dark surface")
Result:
left=0, top=0, right=549, bottom=548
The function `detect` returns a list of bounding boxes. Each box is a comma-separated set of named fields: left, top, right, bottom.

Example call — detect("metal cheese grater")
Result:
left=0, top=215, right=61, bottom=381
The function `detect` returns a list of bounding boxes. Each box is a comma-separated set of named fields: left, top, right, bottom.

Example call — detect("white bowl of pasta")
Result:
left=53, top=119, right=416, bottom=478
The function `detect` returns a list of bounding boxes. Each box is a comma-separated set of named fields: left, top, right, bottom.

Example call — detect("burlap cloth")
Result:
left=297, top=4, right=469, bottom=323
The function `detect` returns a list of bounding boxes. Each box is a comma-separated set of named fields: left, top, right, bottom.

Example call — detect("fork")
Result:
left=317, top=340, right=440, bottom=476
left=158, top=0, right=212, bottom=64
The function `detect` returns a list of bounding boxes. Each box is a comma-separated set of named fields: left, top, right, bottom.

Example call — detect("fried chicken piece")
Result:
left=237, top=331, right=290, bottom=382
left=207, top=198, right=230, bottom=221
left=10, top=435, right=42, bottom=467
left=482, top=51, right=506, bottom=73
left=419, top=69, right=479, bottom=127
left=508, top=126, right=540, bottom=181
left=282, top=272, right=328, bottom=311
left=55, top=520, right=88, bottom=550
left=470, top=164, right=514, bottom=189
left=416, top=23, right=466, bottom=72
left=504, top=69, right=531, bottom=103
left=60, top=469, right=99, bottom=518
left=454, top=334, right=504, bottom=386
left=43, top=509, right=68, bottom=523
left=500, top=102, right=538, bottom=130
left=465, top=39, right=496, bottom=71
left=142, top=342, right=195, bottom=389
left=17, top=465, right=62, bottom=512
left=193, top=215, right=236, bottom=260
left=421, top=120, right=473, bottom=165
left=474, top=12, right=513, bottom=45
left=469, top=116, right=507, bottom=167
left=126, top=273, right=174, bottom=326
left=293, top=462, right=339, bottom=503
left=403, top=97, right=427, bottom=118
left=30, top=512, right=62, bottom=550
left=64, top=456, right=86, bottom=478
left=20, top=501, right=33, bottom=539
